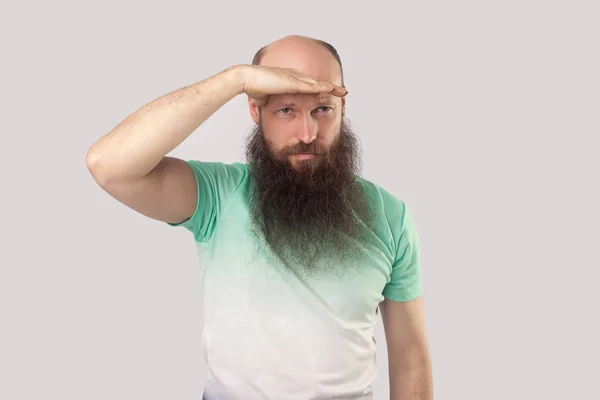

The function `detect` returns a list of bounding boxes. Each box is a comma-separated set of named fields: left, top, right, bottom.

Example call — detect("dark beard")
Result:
left=244, top=117, right=373, bottom=279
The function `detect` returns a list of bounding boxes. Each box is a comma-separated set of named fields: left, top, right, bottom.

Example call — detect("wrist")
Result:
left=224, top=64, right=252, bottom=96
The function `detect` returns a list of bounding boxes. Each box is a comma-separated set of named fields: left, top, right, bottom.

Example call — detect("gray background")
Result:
left=1, top=1, right=598, bottom=399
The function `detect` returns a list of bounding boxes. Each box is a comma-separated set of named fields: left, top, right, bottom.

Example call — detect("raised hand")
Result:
left=241, top=65, right=348, bottom=107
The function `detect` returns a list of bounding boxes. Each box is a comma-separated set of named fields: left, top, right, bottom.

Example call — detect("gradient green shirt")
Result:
left=169, top=160, right=423, bottom=400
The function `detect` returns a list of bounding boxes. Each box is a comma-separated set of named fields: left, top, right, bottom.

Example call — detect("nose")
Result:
left=295, top=113, right=318, bottom=144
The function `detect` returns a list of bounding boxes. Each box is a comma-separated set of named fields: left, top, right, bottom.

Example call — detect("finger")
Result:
left=330, top=85, right=348, bottom=97
left=299, top=80, right=335, bottom=94
left=287, top=69, right=316, bottom=81
left=296, top=77, right=346, bottom=97
left=294, top=74, right=319, bottom=84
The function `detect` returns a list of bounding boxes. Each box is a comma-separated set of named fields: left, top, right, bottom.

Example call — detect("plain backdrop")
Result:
left=1, top=1, right=599, bottom=399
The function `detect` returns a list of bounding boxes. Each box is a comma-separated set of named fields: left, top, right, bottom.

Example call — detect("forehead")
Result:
left=259, top=41, right=342, bottom=86
left=268, top=92, right=336, bottom=107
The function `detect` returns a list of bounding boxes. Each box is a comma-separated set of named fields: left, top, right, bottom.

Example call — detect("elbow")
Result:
left=85, top=147, right=100, bottom=171
left=85, top=147, right=113, bottom=187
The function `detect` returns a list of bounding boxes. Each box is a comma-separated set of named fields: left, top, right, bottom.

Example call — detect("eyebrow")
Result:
left=275, top=98, right=335, bottom=108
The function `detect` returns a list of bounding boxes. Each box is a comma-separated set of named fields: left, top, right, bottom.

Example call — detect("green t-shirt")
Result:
left=169, top=160, right=423, bottom=400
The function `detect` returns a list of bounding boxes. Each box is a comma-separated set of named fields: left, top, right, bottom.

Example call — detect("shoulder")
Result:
left=356, top=175, right=409, bottom=223
left=355, top=175, right=419, bottom=255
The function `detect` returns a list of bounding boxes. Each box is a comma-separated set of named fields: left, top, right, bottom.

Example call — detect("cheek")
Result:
left=261, top=125, right=290, bottom=152
left=320, top=121, right=342, bottom=144
left=263, top=117, right=296, bottom=139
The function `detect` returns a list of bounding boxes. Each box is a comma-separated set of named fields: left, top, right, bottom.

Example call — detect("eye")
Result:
left=316, top=106, right=333, bottom=113
left=278, top=107, right=292, bottom=114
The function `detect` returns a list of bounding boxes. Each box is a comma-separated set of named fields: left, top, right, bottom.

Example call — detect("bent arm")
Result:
left=85, top=65, right=246, bottom=224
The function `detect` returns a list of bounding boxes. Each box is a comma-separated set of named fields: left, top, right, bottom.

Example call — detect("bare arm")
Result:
left=86, top=64, right=346, bottom=224
left=85, top=65, right=246, bottom=224
left=380, top=296, right=433, bottom=400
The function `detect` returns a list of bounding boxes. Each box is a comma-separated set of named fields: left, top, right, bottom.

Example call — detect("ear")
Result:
left=248, top=96, right=260, bottom=124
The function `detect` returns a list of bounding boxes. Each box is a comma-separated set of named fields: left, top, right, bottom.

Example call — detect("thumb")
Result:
left=252, top=94, right=270, bottom=107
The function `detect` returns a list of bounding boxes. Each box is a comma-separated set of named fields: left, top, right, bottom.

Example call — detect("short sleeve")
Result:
left=382, top=201, right=423, bottom=302
left=167, top=160, right=247, bottom=243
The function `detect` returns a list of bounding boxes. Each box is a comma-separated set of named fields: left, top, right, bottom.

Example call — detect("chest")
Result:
left=202, top=203, right=393, bottom=326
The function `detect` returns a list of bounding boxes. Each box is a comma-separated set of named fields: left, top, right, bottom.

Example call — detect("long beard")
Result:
left=244, top=117, right=373, bottom=279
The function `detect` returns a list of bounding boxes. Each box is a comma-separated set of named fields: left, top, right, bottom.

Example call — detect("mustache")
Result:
left=278, top=141, right=329, bottom=156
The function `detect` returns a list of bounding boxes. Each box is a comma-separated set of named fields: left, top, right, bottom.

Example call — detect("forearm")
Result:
left=86, top=65, right=246, bottom=183
left=389, top=361, right=433, bottom=400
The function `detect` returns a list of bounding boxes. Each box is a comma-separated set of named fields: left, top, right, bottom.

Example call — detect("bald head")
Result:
left=252, top=35, right=345, bottom=87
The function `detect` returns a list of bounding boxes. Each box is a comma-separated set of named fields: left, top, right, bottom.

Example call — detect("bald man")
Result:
left=86, top=35, right=433, bottom=400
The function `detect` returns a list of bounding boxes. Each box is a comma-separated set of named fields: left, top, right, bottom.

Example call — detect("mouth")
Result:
left=290, top=153, right=317, bottom=160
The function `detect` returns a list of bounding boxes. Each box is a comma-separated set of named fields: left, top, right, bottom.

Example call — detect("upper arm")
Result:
left=379, top=296, right=431, bottom=370
left=165, top=160, right=247, bottom=242
left=382, top=201, right=423, bottom=302
left=378, top=199, right=430, bottom=367
left=92, top=156, right=199, bottom=225
left=91, top=157, right=247, bottom=242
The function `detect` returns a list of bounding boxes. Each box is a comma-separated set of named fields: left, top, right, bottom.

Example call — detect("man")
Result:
left=86, top=35, right=433, bottom=400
